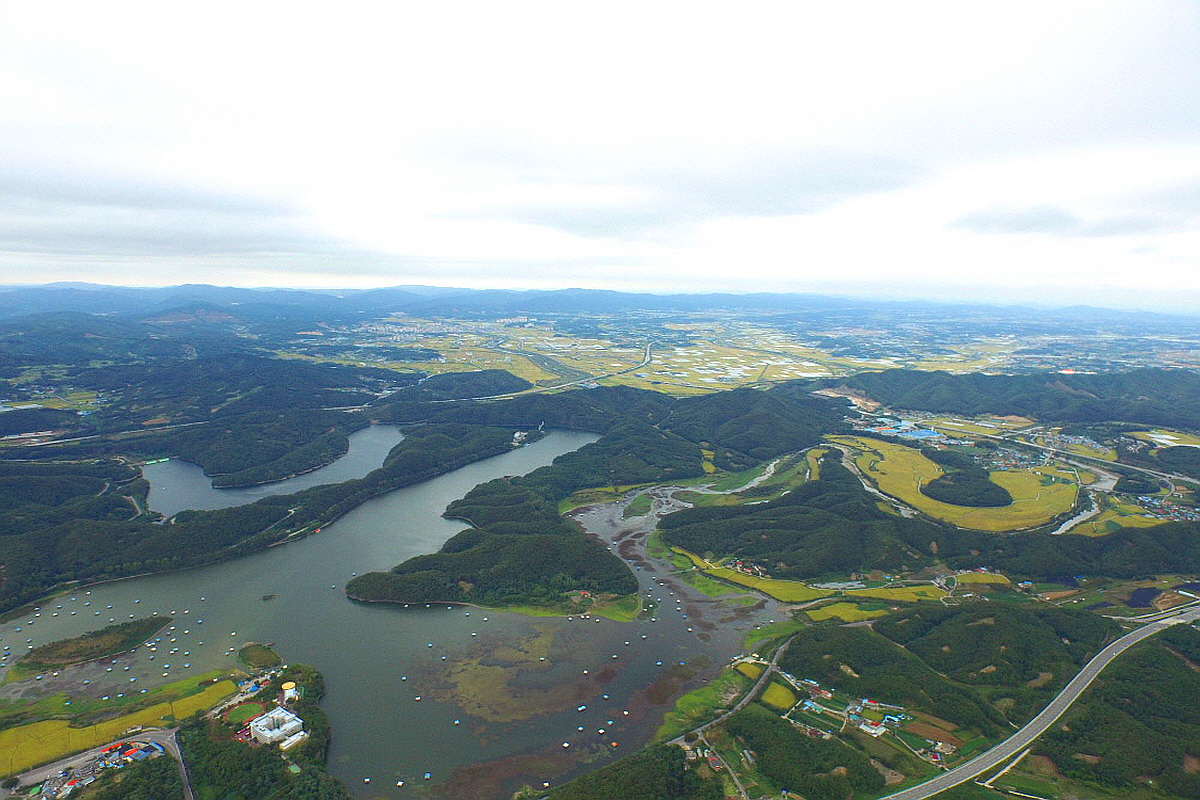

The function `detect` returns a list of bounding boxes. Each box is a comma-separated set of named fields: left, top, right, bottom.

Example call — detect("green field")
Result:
left=1130, top=428, right=1200, bottom=448
left=654, top=667, right=751, bottom=741
left=743, top=620, right=806, bottom=649
left=621, top=493, right=653, bottom=518
left=830, top=435, right=1078, bottom=531
left=705, top=567, right=832, bottom=602
left=1071, top=495, right=1167, bottom=537
left=12, top=618, right=168, bottom=681
left=223, top=700, right=265, bottom=726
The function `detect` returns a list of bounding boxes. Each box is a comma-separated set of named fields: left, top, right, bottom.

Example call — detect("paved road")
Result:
left=668, top=638, right=794, bottom=746
left=1, top=728, right=187, bottom=800
left=429, top=341, right=655, bottom=403
left=877, top=606, right=1200, bottom=800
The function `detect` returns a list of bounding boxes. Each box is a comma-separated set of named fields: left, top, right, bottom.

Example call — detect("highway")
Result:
left=877, top=606, right=1200, bottom=800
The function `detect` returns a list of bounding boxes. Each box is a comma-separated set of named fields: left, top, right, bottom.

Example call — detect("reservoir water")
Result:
left=143, top=424, right=410, bottom=516
left=0, top=427, right=782, bottom=798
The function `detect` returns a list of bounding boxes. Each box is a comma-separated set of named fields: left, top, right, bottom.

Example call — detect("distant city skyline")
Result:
left=2, top=2, right=1199, bottom=312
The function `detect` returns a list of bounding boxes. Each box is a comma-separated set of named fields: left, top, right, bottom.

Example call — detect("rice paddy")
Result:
left=0, top=680, right=235, bottom=776
left=805, top=602, right=889, bottom=622
left=829, top=435, right=1079, bottom=531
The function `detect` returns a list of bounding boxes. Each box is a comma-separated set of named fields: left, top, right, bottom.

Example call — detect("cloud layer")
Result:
left=1, top=1, right=1199, bottom=308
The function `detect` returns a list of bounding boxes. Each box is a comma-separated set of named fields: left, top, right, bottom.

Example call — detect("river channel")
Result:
left=0, top=426, right=783, bottom=798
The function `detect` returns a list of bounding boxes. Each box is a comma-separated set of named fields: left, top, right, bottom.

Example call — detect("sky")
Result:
left=2, top=2, right=1199, bottom=310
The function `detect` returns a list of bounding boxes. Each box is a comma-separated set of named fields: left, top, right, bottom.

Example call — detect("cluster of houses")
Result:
left=727, top=559, right=769, bottom=579
left=1136, top=495, right=1200, bottom=523
left=27, top=741, right=166, bottom=799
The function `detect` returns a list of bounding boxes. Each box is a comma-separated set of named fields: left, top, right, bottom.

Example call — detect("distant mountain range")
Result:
left=2, top=282, right=1198, bottom=326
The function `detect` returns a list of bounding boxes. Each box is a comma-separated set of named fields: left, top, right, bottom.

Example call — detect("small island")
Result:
left=9, top=617, right=169, bottom=682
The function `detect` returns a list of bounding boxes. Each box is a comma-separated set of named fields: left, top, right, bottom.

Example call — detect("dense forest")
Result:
left=0, top=424, right=519, bottom=612
left=725, top=703, right=883, bottom=799
left=658, top=448, right=1200, bottom=583
left=1156, top=445, right=1200, bottom=481
left=346, top=419, right=697, bottom=606
left=778, top=626, right=1006, bottom=734
left=546, top=744, right=721, bottom=800
left=1034, top=625, right=1200, bottom=796
left=661, top=387, right=848, bottom=469
left=918, top=447, right=1013, bottom=507
left=873, top=605, right=1117, bottom=722
left=813, top=368, right=1200, bottom=430
left=659, top=452, right=936, bottom=578
left=81, top=754, right=184, bottom=800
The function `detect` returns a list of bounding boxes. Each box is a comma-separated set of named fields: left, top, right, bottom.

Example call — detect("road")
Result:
left=667, top=637, right=793, bottom=746
left=876, top=605, right=1200, bottom=800
left=428, top=341, right=655, bottom=403
left=1, top=728, right=192, bottom=800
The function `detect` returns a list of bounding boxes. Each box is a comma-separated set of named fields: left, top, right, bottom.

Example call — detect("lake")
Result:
left=0, top=428, right=779, bottom=798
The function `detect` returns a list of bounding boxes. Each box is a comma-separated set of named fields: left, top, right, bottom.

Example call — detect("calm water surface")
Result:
left=0, top=429, right=781, bottom=798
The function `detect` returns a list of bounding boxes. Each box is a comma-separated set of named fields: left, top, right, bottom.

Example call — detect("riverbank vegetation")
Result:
left=10, top=617, right=168, bottom=680
left=238, top=643, right=282, bottom=669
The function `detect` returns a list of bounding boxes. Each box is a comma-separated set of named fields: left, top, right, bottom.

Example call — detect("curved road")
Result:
left=878, top=606, right=1200, bottom=800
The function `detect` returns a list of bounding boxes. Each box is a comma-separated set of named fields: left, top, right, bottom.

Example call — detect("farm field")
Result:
left=760, top=682, right=796, bottom=710
left=1130, top=428, right=1200, bottom=448
left=830, top=435, right=1079, bottom=531
left=1071, top=496, right=1166, bottom=537
left=0, top=679, right=235, bottom=776
left=703, top=567, right=833, bottom=602
left=846, top=585, right=946, bottom=602
left=927, top=416, right=1033, bottom=438
left=806, top=602, right=889, bottom=622
left=953, top=572, right=1011, bottom=585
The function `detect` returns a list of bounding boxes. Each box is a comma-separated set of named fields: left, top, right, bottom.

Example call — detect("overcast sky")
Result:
left=2, top=2, right=1199, bottom=310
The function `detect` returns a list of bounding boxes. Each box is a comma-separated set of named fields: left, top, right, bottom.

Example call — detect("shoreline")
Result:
left=0, top=433, right=563, bottom=619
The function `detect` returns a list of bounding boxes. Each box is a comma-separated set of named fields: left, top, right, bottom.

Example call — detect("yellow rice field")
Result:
left=829, top=436, right=1078, bottom=531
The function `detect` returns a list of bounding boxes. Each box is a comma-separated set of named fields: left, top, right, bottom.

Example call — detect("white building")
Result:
left=250, top=706, right=305, bottom=746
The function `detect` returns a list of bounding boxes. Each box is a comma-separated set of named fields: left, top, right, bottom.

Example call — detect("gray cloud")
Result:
left=952, top=205, right=1082, bottom=235
left=503, top=151, right=927, bottom=238
left=0, top=159, right=351, bottom=257
left=952, top=204, right=1191, bottom=237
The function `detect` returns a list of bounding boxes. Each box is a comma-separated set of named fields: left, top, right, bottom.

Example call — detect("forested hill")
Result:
left=659, top=449, right=1200, bottom=582
left=663, top=387, right=848, bottom=469
left=811, top=368, right=1200, bottom=428
left=346, top=419, right=700, bottom=606
left=375, top=384, right=850, bottom=467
